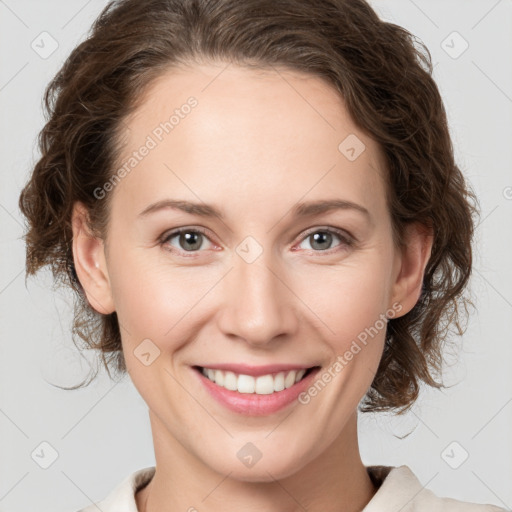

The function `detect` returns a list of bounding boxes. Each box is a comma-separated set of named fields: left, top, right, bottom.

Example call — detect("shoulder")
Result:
left=364, top=465, right=508, bottom=512
left=74, top=466, right=156, bottom=512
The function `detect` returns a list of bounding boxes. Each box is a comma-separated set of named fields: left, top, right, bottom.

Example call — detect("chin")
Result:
left=207, top=449, right=311, bottom=483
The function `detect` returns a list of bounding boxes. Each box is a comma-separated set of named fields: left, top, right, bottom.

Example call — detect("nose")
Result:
left=216, top=251, right=299, bottom=347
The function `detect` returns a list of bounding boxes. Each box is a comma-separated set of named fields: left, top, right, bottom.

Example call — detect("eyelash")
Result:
left=159, top=226, right=355, bottom=257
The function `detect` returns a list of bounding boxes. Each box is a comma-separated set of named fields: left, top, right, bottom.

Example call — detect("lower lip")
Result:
left=193, top=366, right=321, bottom=416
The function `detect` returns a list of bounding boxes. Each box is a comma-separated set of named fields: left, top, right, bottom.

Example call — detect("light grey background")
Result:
left=1, top=1, right=511, bottom=511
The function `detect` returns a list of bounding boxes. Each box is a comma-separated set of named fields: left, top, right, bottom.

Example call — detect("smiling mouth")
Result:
left=193, top=365, right=320, bottom=395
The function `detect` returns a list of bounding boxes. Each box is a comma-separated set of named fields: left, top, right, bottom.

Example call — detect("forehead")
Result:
left=111, top=62, right=388, bottom=221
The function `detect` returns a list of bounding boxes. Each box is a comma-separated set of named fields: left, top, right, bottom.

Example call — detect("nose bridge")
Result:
left=219, top=242, right=297, bottom=345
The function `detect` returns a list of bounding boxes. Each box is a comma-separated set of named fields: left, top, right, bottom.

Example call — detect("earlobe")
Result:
left=71, top=202, right=115, bottom=315
left=389, top=222, right=433, bottom=317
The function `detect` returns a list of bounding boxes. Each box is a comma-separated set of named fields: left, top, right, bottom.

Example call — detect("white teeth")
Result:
left=214, top=369, right=224, bottom=386
left=255, top=374, right=274, bottom=395
left=284, top=371, right=296, bottom=388
left=223, top=371, right=238, bottom=391
left=201, top=367, right=310, bottom=394
left=238, top=374, right=255, bottom=393
left=274, top=372, right=285, bottom=392
left=295, top=369, right=306, bottom=383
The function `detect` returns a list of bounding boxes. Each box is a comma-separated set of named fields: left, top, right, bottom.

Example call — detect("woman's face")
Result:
left=74, top=62, right=428, bottom=481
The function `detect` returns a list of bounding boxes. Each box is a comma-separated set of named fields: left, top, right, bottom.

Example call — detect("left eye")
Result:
left=296, top=228, right=353, bottom=252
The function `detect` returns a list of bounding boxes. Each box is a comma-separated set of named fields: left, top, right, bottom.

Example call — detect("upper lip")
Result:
left=194, top=363, right=318, bottom=377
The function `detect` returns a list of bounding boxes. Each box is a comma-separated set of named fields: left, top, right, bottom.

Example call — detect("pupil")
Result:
left=311, top=232, right=332, bottom=250
left=181, top=232, right=201, bottom=251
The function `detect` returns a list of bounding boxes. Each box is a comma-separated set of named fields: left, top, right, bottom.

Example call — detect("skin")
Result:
left=72, top=62, right=433, bottom=512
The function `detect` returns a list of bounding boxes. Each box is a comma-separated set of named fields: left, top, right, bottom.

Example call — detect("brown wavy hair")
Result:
left=18, top=0, right=478, bottom=414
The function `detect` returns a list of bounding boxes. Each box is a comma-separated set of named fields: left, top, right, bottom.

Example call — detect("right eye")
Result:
left=159, top=227, right=216, bottom=256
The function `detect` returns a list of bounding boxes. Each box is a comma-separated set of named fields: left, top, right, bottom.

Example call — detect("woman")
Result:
left=18, top=0, right=507, bottom=511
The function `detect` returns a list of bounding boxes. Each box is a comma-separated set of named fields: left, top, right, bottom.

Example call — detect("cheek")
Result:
left=293, top=255, right=393, bottom=342
left=107, top=248, right=216, bottom=348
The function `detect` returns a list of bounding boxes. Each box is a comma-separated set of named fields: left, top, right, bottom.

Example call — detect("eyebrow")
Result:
left=138, top=198, right=371, bottom=222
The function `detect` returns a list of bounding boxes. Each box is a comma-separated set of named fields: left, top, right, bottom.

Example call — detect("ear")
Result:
left=389, top=222, right=433, bottom=317
left=71, top=201, right=115, bottom=315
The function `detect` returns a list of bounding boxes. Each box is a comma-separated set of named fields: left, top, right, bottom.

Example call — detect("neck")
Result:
left=136, top=410, right=377, bottom=512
